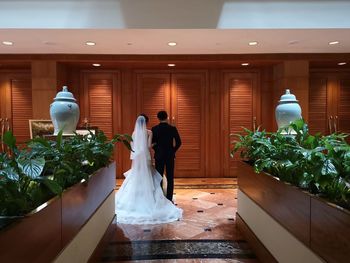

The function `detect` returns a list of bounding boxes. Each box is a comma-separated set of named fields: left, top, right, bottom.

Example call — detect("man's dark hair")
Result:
left=140, top=113, right=149, bottom=123
left=157, top=111, right=168, bottom=121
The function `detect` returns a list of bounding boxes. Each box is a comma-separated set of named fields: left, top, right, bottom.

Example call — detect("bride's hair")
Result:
left=139, top=113, right=149, bottom=124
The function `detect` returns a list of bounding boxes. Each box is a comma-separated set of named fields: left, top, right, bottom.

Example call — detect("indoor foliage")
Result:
left=0, top=130, right=131, bottom=216
left=231, top=119, right=350, bottom=209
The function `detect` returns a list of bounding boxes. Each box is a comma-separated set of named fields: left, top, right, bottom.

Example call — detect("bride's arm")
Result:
left=147, top=130, right=153, bottom=149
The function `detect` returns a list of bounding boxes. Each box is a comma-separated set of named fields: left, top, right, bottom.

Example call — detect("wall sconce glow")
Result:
left=329, top=41, right=339, bottom=45
left=248, top=41, right=258, bottom=46
left=338, top=62, right=347, bottom=66
left=86, top=41, right=96, bottom=46
left=92, top=63, right=101, bottom=67
left=167, top=42, right=177, bottom=46
left=168, top=64, right=176, bottom=67
left=241, top=63, right=249, bottom=66
left=2, top=41, right=13, bottom=46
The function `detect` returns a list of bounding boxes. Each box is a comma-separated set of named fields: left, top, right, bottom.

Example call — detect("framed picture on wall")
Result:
left=29, top=120, right=54, bottom=139
left=75, top=127, right=98, bottom=136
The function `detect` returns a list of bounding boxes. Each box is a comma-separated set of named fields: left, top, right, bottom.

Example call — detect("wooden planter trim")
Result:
left=238, top=161, right=350, bottom=263
left=0, top=162, right=115, bottom=263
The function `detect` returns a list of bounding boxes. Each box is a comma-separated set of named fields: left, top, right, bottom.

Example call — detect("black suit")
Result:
left=152, top=122, right=181, bottom=201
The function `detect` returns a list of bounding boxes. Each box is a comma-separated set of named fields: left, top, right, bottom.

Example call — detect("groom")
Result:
left=152, top=111, right=181, bottom=202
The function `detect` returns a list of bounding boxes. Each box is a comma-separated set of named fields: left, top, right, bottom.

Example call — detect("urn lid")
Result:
left=54, top=86, right=76, bottom=102
left=278, top=89, right=298, bottom=103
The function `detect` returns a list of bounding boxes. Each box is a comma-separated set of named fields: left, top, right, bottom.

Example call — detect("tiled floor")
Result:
left=96, top=181, right=259, bottom=262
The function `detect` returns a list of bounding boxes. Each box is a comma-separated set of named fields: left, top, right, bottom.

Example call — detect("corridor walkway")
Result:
left=95, top=180, right=258, bottom=262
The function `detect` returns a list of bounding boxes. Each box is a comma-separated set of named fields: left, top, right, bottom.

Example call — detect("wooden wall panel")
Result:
left=119, top=69, right=136, bottom=178
left=11, top=79, right=32, bottom=143
left=309, top=77, right=328, bottom=135
left=31, top=61, right=57, bottom=119
left=273, top=61, right=309, bottom=130
left=260, top=67, right=274, bottom=131
left=172, top=73, right=207, bottom=177
left=207, top=70, right=222, bottom=177
left=338, top=79, right=350, bottom=135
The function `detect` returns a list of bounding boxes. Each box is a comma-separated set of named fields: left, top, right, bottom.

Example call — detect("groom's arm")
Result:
left=173, top=127, right=181, bottom=152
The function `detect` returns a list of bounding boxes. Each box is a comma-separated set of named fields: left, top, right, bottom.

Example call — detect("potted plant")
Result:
left=232, top=119, right=350, bottom=263
left=0, top=130, right=131, bottom=263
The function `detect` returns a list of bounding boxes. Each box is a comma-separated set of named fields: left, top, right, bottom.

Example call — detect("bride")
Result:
left=115, top=115, right=182, bottom=224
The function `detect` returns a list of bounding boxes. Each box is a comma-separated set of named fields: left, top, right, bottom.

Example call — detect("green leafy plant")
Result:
left=0, top=130, right=131, bottom=216
left=231, top=119, right=350, bottom=209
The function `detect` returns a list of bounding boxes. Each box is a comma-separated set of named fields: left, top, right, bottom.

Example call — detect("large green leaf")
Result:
left=17, top=157, right=45, bottom=179
left=3, top=131, right=16, bottom=150
left=0, top=167, right=19, bottom=181
left=41, top=178, right=63, bottom=195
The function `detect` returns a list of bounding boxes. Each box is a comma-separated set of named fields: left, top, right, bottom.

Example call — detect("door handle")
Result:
left=334, top=116, right=338, bottom=133
left=172, top=116, right=176, bottom=126
left=328, top=116, right=333, bottom=134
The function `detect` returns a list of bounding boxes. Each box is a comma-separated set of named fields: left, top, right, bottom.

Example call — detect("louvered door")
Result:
left=136, top=73, right=170, bottom=127
left=309, top=73, right=350, bottom=137
left=172, top=73, right=207, bottom=177
left=135, top=72, right=207, bottom=178
left=309, top=77, right=329, bottom=135
left=337, top=78, right=350, bottom=135
left=223, top=73, right=258, bottom=177
left=11, top=79, right=32, bottom=143
left=82, top=72, right=118, bottom=139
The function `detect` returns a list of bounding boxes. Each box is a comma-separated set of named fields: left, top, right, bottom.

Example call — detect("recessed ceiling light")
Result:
left=2, top=41, right=13, bottom=46
left=168, top=63, right=176, bottom=67
left=288, top=40, right=299, bottom=45
left=248, top=41, right=258, bottom=46
left=92, top=63, right=101, bottom=67
left=167, top=42, right=177, bottom=46
left=329, top=41, right=339, bottom=45
left=338, top=62, right=347, bottom=66
left=43, top=41, right=56, bottom=45
left=241, top=63, right=249, bottom=66
left=86, top=41, right=96, bottom=46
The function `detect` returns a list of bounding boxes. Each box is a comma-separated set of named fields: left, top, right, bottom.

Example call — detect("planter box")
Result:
left=0, top=162, right=116, bottom=263
left=62, top=162, right=116, bottom=246
left=238, top=161, right=350, bottom=263
left=0, top=197, right=61, bottom=263
left=310, top=196, right=350, bottom=263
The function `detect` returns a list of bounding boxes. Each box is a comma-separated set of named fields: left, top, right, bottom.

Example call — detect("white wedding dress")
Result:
left=115, top=116, right=182, bottom=224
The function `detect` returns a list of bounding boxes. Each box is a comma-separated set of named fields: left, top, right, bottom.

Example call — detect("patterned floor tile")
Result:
left=95, top=187, right=259, bottom=262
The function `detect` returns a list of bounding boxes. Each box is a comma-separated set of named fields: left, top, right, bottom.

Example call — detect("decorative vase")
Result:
left=275, top=89, right=302, bottom=131
left=50, top=86, right=80, bottom=135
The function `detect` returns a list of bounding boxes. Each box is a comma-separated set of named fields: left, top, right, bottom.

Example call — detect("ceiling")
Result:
left=0, top=1, right=350, bottom=55
left=0, top=29, right=350, bottom=55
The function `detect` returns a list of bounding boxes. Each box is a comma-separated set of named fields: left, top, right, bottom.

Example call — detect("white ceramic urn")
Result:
left=275, top=89, right=302, bottom=130
left=50, top=86, right=80, bottom=135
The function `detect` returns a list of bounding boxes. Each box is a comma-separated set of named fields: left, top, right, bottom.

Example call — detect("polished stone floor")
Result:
left=96, top=180, right=259, bottom=262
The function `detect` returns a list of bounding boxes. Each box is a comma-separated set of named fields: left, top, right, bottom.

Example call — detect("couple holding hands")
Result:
left=116, top=111, right=182, bottom=224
